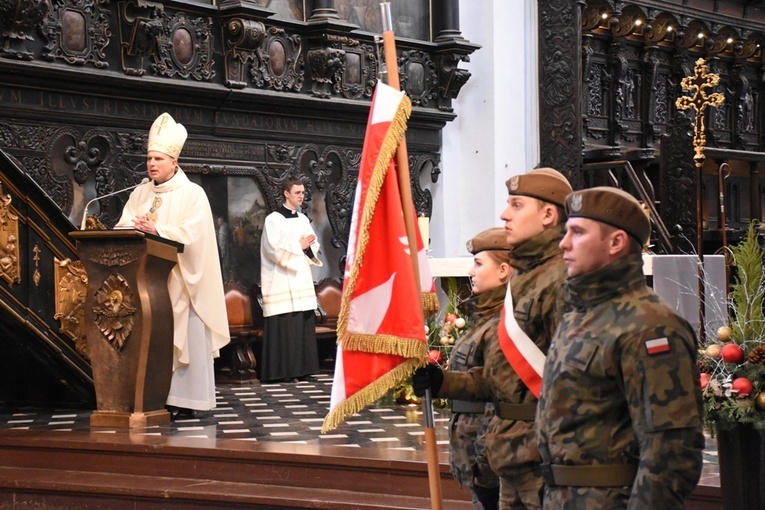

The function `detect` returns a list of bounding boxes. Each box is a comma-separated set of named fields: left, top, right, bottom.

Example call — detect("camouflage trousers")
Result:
left=543, top=485, right=630, bottom=509
left=499, top=465, right=543, bottom=510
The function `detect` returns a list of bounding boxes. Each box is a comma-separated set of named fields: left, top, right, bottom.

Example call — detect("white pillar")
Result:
left=432, top=0, right=539, bottom=257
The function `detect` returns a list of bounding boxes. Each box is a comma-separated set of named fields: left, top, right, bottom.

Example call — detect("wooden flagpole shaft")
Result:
left=382, top=31, right=420, bottom=288
left=423, top=388, right=444, bottom=510
left=381, top=4, right=442, bottom=510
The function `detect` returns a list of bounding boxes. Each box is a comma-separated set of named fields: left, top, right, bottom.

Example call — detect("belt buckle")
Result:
left=540, top=463, right=556, bottom=486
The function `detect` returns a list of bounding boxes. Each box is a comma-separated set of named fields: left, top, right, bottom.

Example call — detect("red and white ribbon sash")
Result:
left=497, top=285, right=546, bottom=399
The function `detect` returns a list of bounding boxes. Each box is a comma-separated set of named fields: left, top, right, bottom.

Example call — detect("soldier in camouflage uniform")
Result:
left=449, top=227, right=511, bottom=510
left=414, top=168, right=572, bottom=510
left=536, top=187, right=704, bottom=509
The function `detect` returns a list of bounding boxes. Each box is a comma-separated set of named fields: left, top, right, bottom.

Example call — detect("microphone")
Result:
left=80, top=178, right=150, bottom=230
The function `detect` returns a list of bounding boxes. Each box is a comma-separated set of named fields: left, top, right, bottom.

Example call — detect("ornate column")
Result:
left=538, top=0, right=585, bottom=189
left=434, top=0, right=462, bottom=41
left=309, top=0, right=339, bottom=21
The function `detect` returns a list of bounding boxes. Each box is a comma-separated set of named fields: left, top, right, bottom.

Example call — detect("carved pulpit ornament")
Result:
left=54, top=258, right=90, bottom=359
left=92, top=273, right=137, bottom=351
left=0, top=184, right=21, bottom=287
left=674, top=58, right=725, bottom=344
left=84, top=215, right=108, bottom=230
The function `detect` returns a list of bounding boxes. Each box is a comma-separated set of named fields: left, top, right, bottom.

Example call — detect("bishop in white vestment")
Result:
left=116, top=113, right=230, bottom=417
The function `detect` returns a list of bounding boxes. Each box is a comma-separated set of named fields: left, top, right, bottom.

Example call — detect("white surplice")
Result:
left=116, top=169, right=229, bottom=410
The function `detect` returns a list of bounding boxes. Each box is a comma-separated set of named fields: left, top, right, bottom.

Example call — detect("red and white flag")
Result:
left=645, top=337, right=670, bottom=355
left=322, top=81, right=428, bottom=433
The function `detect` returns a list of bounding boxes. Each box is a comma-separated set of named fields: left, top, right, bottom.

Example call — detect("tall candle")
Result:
left=418, top=215, right=430, bottom=251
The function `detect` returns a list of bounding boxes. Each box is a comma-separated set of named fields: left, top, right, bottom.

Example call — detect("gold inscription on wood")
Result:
left=92, top=273, right=136, bottom=351
left=88, top=247, right=139, bottom=267
left=0, top=185, right=20, bottom=287
left=54, top=258, right=89, bottom=359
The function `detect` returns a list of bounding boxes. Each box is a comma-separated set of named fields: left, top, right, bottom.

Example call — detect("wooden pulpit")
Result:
left=70, top=229, right=183, bottom=428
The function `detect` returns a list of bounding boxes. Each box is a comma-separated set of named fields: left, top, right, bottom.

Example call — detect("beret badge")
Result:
left=509, top=176, right=520, bottom=191
left=570, top=192, right=583, bottom=212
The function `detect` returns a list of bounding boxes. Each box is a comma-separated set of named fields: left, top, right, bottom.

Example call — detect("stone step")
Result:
left=0, top=429, right=472, bottom=509
left=0, top=466, right=471, bottom=509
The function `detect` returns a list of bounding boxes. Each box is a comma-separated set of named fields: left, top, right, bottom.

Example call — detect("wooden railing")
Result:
left=0, top=149, right=94, bottom=407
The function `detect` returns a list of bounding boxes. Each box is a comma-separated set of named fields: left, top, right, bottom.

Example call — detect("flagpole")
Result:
left=381, top=6, right=420, bottom=289
left=380, top=4, right=443, bottom=510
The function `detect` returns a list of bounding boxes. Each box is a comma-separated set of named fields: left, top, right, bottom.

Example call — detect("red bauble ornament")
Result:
left=444, top=313, right=458, bottom=324
left=700, top=373, right=710, bottom=390
left=721, top=344, right=745, bottom=364
left=427, top=349, right=443, bottom=365
left=731, top=377, right=754, bottom=398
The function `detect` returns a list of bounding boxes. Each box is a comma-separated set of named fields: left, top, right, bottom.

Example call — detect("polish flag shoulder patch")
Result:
left=645, top=337, right=671, bottom=355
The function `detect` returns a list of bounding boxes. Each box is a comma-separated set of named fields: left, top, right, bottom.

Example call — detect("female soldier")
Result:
left=448, top=227, right=512, bottom=510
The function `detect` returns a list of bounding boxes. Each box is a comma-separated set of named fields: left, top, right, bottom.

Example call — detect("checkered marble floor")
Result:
left=0, top=373, right=451, bottom=452
left=0, top=372, right=720, bottom=487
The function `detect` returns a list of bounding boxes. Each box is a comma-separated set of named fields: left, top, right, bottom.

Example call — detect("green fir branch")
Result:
left=702, top=221, right=765, bottom=434
left=729, top=222, right=765, bottom=344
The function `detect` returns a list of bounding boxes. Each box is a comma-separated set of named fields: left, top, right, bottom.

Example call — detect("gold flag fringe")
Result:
left=342, top=332, right=428, bottom=359
left=336, top=94, right=414, bottom=343
left=421, top=291, right=439, bottom=318
left=321, top=357, right=426, bottom=433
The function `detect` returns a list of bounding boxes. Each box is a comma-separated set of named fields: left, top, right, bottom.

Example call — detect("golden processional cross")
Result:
left=675, top=58, right=725, bottom=168
left=674, top=58, right=725, bottom=344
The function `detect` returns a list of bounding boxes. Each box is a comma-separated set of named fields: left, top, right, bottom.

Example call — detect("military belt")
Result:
left=540, top=463, right=638, bottom=488
left=494, top=401, right=537, bottom=421
left=451, top=400, right=486, bottom=414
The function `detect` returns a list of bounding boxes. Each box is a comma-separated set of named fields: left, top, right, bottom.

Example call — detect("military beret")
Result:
left=505, top=167, right=572, bottom=208
left=466, top=227, right=510, bottom=255
left=565, top=187, right=651, bottom=245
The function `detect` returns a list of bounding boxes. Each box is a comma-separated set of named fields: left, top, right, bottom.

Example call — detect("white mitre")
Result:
left=147, top=112, right=187, bottom=159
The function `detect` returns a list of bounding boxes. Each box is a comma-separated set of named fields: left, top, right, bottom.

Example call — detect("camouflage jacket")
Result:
left=447, top=284, right=504, bottom=488
left=536, top=253, right=704, bottom=509
left=439, top=226, right=567, bottom=474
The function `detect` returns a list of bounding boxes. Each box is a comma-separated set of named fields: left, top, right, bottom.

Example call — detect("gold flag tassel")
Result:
left=343, top=331, right=428, bottom=359
left=421, top=291, right=440, bottom=318
left=321, top=357, right=425, bottom=433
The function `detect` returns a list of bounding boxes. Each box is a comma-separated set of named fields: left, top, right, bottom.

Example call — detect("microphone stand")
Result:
left=80, top=178, right=149, bottom=230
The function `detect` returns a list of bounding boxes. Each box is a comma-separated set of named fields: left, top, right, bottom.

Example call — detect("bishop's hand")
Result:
left=132, top=215, right=157, bottom=235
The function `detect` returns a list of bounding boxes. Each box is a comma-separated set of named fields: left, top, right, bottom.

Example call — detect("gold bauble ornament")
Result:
left=704, top=344, right=722, bottom=359
left=717, top=325, right=733, bottom=343
left=756, top=392, right=765, bottom=411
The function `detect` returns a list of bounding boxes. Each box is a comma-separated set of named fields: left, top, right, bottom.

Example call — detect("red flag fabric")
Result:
left=322, top=81, right=428, bottom=433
